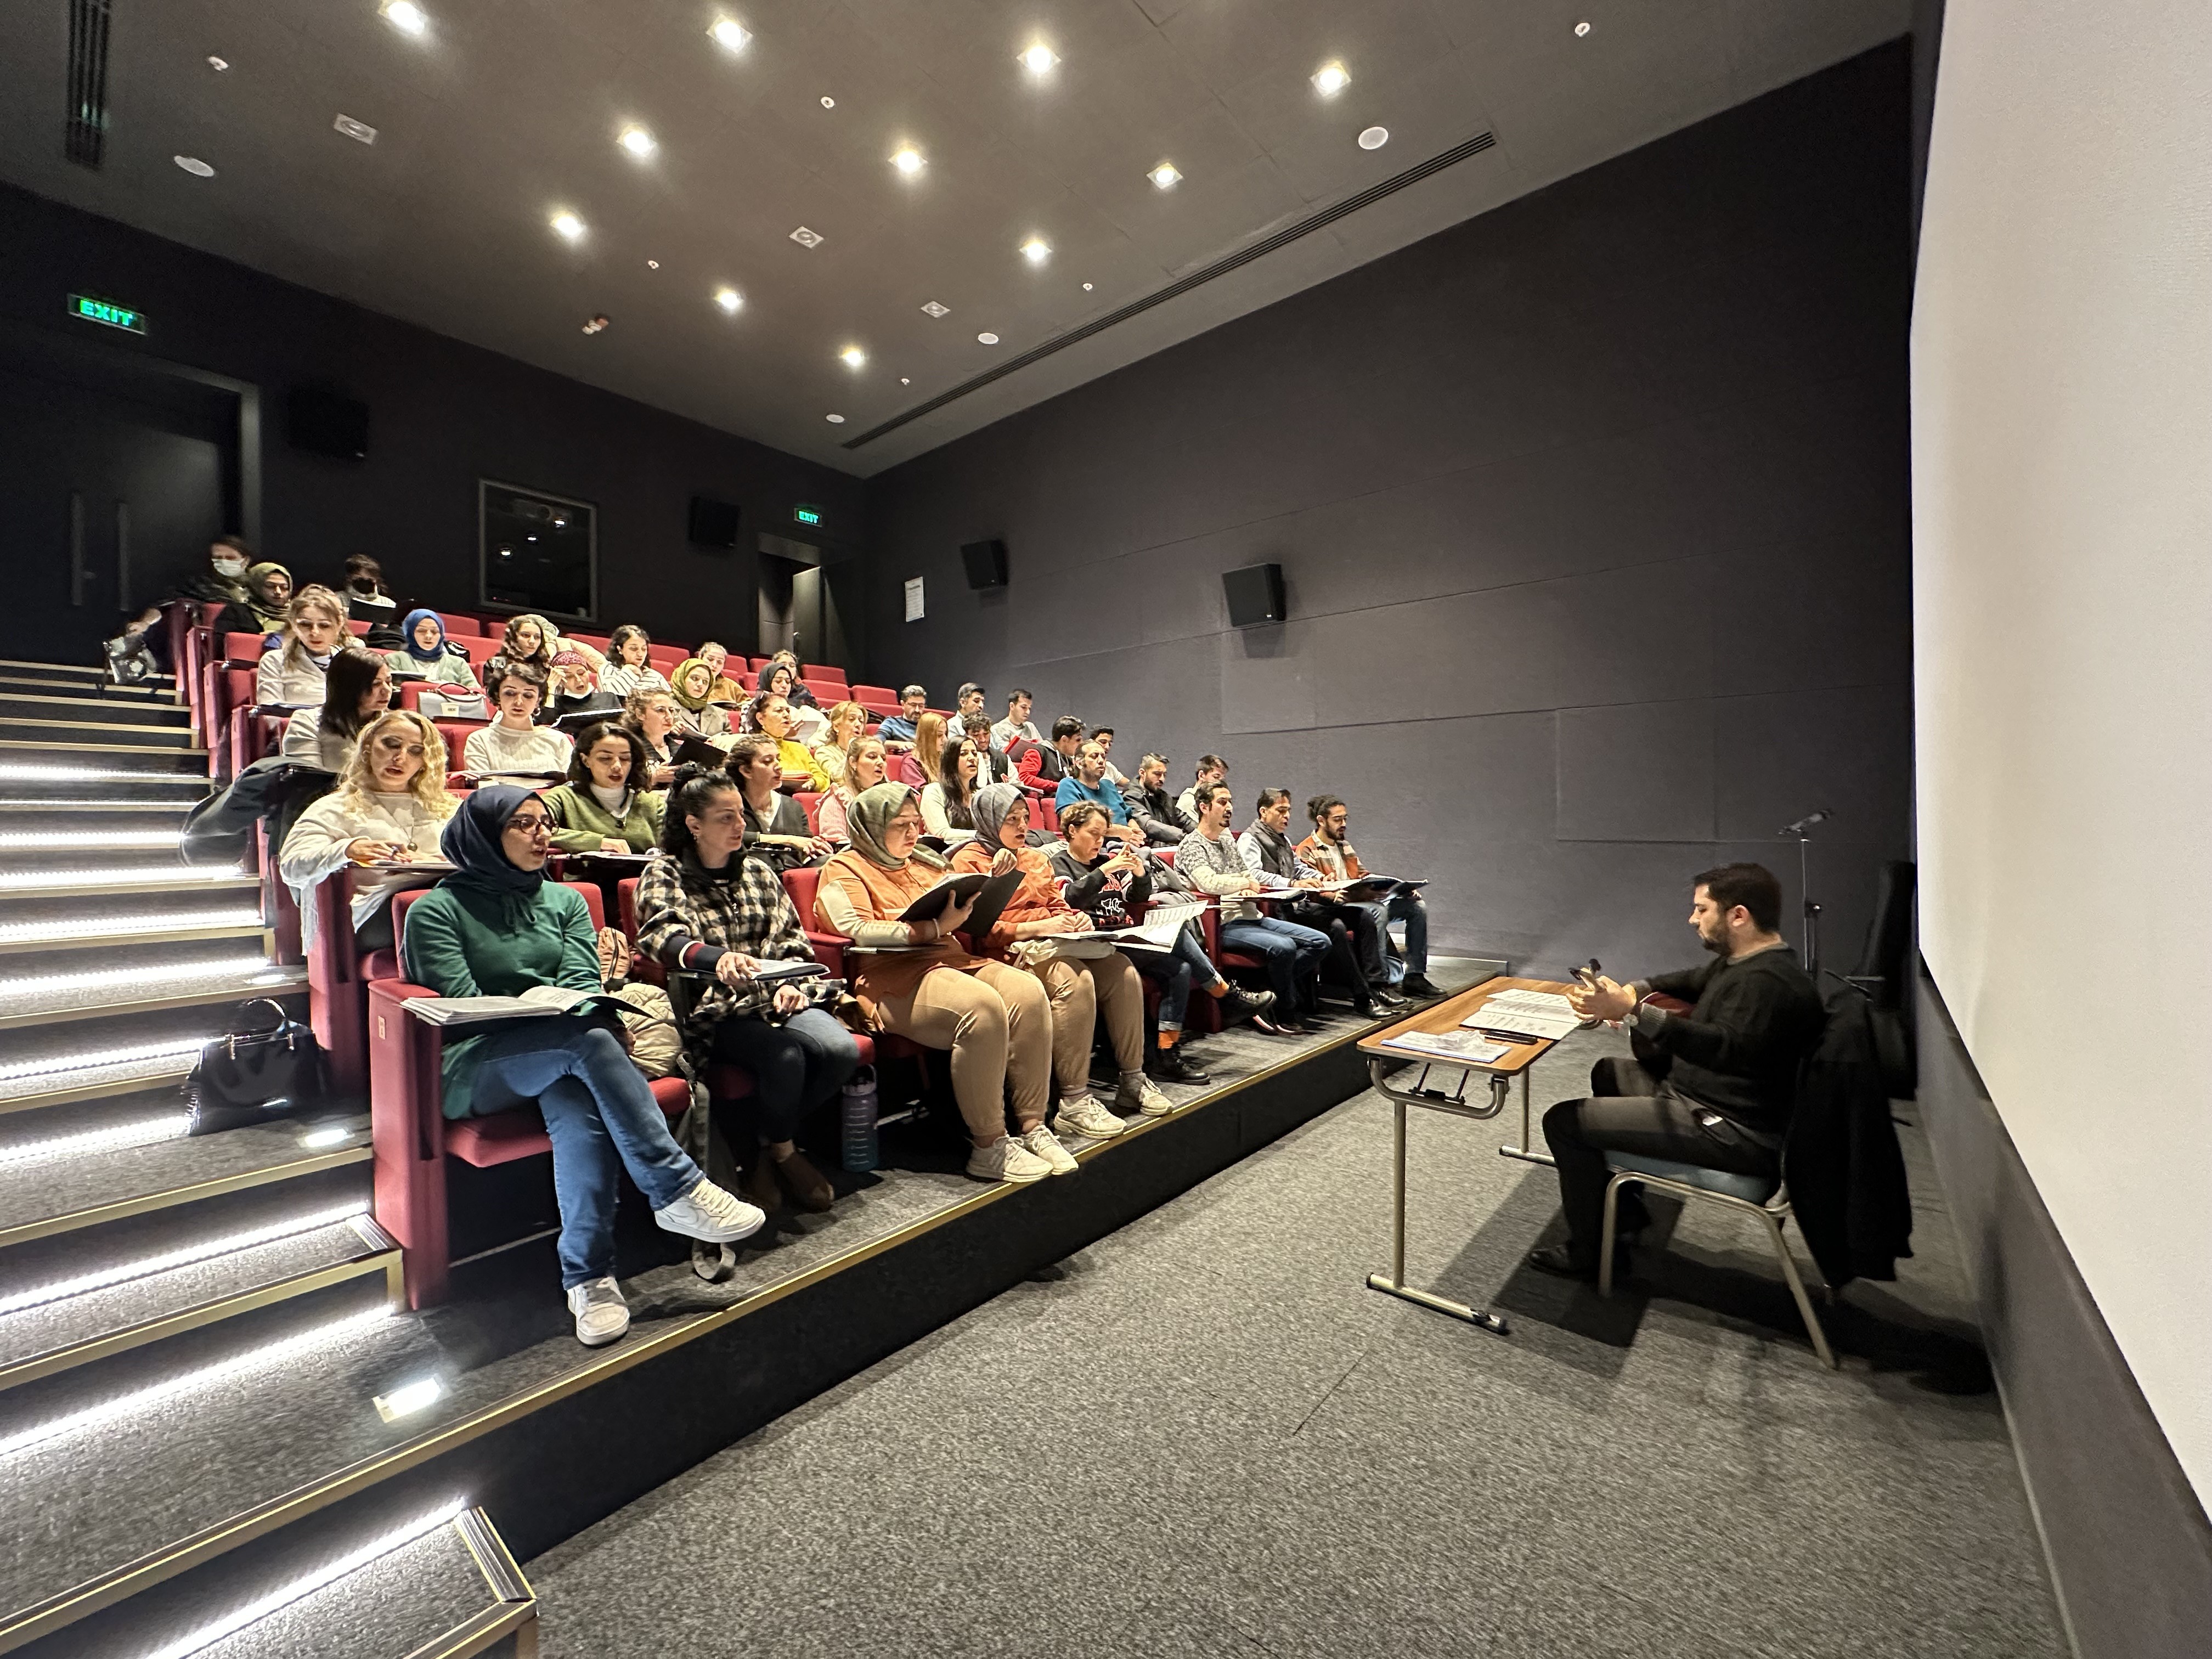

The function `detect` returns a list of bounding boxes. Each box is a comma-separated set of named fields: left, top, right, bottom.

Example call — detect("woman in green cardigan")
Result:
left=541, top=721, right=666, bottom=853
left=401, top=785, right=759, bottom=1347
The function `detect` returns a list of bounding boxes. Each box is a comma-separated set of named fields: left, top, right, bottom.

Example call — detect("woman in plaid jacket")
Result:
left=635, top=766, right=860, bottom=1216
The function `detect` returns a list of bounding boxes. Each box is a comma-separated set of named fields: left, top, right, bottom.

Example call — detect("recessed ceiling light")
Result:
left=207, top=55, right=229, bottom=71
left=1311, top=60, right=1349, bottom=97
left=1575, top=20, right=1592, bottom=36
left=380, top=1, right=428, bottom=38
left=819, top=95, right=836, bottom=109
left=174, top=155, right=215, bottom=177
left=839, top=346, right=866, bottom=368
left=789, top=225, right=823, bottom=248
left=708, top=16, right=751, bottom=53
left=900, top=377, right=910, bottom=385
left=334, top=113, right=377, bottom=145
left=1082, top=281, right=1093, bottom=291
left=920, top=300, right=949, bottom=318
left=1358, top=126, right=1388, bottom=150
left=977, top=331, right=999, bottom=345
left=714, top=287, right=742, bottom=313
left=646, top=258, right=659, bottom=269
left=1020, top=43, right=1059, bottom=75
left=1020, top=238, right=1051, bottom=264
left=890, top=146, right=924, bottom=176
left=618, top=125, right=657, bottom=159
left=550, top=211, right=585, bottom=241
left=825, top=413, right=845, bottom=423
left=1149, top=162, right=1181, bottom=189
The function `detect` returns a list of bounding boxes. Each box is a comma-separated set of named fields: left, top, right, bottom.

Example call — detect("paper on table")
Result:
left=1381, top=1030, right=1510, bottom=1064
left=1461, top=1009, right=1577, bottom=1040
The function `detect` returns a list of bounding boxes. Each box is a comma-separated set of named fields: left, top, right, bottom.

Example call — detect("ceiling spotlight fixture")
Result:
left=1020, top=43, right=1059, bottom=75
left=174, top=155, right=215, bottom=177
left=334, top=113, right=377, bottom=145
left=789, top=225, right=823, bottom=248
left=839, top=346, right=866, bottom=368
left=646, top=258, right=659, bottom=269
left=550, top=211, right=585, bottom=241
left=900, top=377, right=910, bottom=385
left=1358, top=126, right=1388, bottom=150
left=1575, top=20, right=1592, bottom=35
left=920, top=300, right=949, bottom=318
left=714, top=287, right=742, bottom=313
left=1311, top=60, right=1350, bottom=97
left=889, top=146, right=924, bottom=176
left=380, top=0, right=428, bottom=38
left=825, top=413, right=845, bottom=424
left=1020, top=238, right=1051, bottom=264
left=708, top=16, right=751, bottom=53
left=581, top=315, right=610, bottom=334
left=819, top=95, right=836, bottom=109
left=207, top=55, right=229, bottom=71
left=618, top=125, right=657, bottom=159
left=1148, top=162, right=1181, bottom=189
left=977, top=331, right=999, bottom=345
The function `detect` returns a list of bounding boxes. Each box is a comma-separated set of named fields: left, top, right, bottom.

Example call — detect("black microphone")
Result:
left=1779, top=808, right=1834, bottom=836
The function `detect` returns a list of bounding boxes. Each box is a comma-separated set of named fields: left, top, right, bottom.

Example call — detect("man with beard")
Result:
left=1530, top=863, right=1825, bottom=1280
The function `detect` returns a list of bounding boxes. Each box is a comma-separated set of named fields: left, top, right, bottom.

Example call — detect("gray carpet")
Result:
left=524, top=1023, right=2066, bottom=1659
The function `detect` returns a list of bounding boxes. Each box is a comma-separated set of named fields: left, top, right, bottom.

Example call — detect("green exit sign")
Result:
left=68, top=294, right=146, bottom=334
left=793, top=504, right=823, bottom=527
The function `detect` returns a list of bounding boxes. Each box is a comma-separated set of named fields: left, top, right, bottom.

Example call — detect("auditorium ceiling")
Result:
left=0, top=0, right=1908, bottom=475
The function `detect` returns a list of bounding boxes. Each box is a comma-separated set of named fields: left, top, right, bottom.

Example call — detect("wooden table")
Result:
left=1355, top=975, right=1581, bottom=1331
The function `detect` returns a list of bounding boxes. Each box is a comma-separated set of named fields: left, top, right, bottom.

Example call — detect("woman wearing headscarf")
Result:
left=693, top=641, right=746, bottom=703
left=668, top=658, right=732, bottom=740
left=211, top=560, right=294, bottom=642
left=951, top=784, right=1169, bottom=1134
left=813, top=783, right=1064, bottom=1183
left=402, top=785, right=764, bottom=1346
left=635, top=766, right=859, bottom=1216
left=385, top=609, right=479, bottom=688
left=255, top=584, right=348, bottom=708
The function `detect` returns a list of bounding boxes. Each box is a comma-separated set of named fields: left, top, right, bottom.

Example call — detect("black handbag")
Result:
left=185, top=998, right=324, bottom=1135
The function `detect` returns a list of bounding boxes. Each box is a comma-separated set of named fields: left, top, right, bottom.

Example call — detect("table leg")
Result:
left=1365, top=1092, right=1509, bottom=1334
left=1499, top=1062, right=1555, bottom=1167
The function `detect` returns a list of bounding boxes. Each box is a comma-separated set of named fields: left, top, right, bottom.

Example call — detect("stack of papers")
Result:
left=1381, top=1029, right=1510, bottom=1064
left=405, top=985, right=623, bottom=1027
left=1462, top=988, right=1581, bottom=1042
left=1079, top=899, right=1208, bottom=952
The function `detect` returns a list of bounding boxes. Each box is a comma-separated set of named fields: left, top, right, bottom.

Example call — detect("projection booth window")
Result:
left=479, top=480, right=597, bottom=621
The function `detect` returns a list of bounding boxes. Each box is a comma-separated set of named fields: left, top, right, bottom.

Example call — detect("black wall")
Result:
left=0, top=182, right=867, bottom=653
left=861, top=44, right=1914, bottom=973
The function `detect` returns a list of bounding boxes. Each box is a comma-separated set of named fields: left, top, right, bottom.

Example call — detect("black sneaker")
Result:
left=1401, top=974, right=1441, bottom=998
left=1147, top=1046, right=1211, bottom=1085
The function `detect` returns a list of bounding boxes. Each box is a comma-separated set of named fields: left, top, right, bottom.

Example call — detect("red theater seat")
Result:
left=800, top=679, right=844, bottom=706
left=434, top=612, right=480, bottom=637
left=803, top=664, right=846, bottom=686
left=458, top=636, right=501, bottom=669
left=346, top=620, right=371, bottom=636
left=853, top=685, right=897, bottom=704
left=568, top=632, right=611, bottom=654
left=224, top=631, right=268, bottom=663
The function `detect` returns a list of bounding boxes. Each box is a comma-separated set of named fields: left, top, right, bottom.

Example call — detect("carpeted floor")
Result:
left=524, top=1023, right=2068, bottom=1659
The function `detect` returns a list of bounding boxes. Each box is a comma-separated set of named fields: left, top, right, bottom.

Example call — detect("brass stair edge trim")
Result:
left=454, top=1506, right=534, bottom=1605
left=0, top=923, right=270, bottom=957
left=0, top=1144, right=372, bottom=1251
left=0, top=973, right=309, bottom=1032
left=0, top=693, right=193, bottom=719
left=0, top=878, right=254, bottom=900
left=399, top=1597, right=538, bottom=1659
left=0, top=661, right=110, bottom=678
left=0, top=719, right=199, bottom=741
left=0, top=740, right=208, bottom=760
left=0, top=1065, right=198, bottom=1116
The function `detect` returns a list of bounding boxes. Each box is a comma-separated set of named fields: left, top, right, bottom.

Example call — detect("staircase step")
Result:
left=0, top=957, right=301, bottom=1033
left=0, top=673, right=174, bottom=702
left=0, top=693, right=191, bottom=729
left=0, top=761, right=211, bottom=803
left=0, top=868, right=253, bottom=907
left=0, top=909, right=267, bottom=958
left=0, top=659, right=162, bottom=685
left=0, top=740, right=208, bottom=774
left=0, top=716, right=198, bottom=748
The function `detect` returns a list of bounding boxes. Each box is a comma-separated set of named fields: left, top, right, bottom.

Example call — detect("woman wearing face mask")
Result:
left=920, top=736, right=983, bottom=838
left=385, top=610, right=478, bottom=689
left=815, top=733, right=884, bottom=849
left=950, top=784, right=1171, bottom=1133
left=403, top=786, right=764, bottom=1346
left=279, top=710, right=458, bottom=951
left=340, top=553, right=398, bottom=617
left=123, top=537, right=257, bottom=665
left=636, top=767, right=860, bottom=1215
left=623, top=688, right=684, bottom=788
left=598, top=626, right=669, bottom=700
left=669, top=658, right=732, bottom=740
left=463, top=662, right=573, bottom=777
left=814, top=783, right=1064, bottom=1184
left=256, top=584, right=349, bottom=708
left=210, top=560, right=295, bottom=644
left=543, top=722, right=664, bottom=853
left=281, top=648, right=391, bottom=772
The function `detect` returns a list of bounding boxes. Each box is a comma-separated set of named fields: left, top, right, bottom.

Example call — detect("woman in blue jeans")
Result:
left=402, top=785, right=764, bottom=1347
left=635, top=766, right=860, bottom=1217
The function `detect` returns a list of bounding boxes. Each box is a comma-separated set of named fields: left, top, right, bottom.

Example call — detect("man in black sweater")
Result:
left=1530, top=862, right=1826, bottom=1279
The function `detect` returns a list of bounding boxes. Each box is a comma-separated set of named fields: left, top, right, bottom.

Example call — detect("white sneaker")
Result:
left=653, top=1178, right=766, bottom=1244
left=967, top=1133, right=1054, bottom=1183
left=566, top=1276, right=630, bottom=1347
left=1019, top=1122, right=1081, bottom=1175
left=1116, top=1071, right=1175, bottom=1118
left=1053, top=1093, right=1128, bottom=1141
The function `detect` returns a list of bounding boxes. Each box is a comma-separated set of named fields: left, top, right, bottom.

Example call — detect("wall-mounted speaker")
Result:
left=961, top=538, right=1008, bottom=590
left=1222, top=562, right=1285, bottom=628
left=286, top=386, right=368, bottom=460
left=688, top=495, right=741, bottom=548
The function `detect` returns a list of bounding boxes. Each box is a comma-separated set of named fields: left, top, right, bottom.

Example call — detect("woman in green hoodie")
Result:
left=401, top=785, right=759, bottom=1346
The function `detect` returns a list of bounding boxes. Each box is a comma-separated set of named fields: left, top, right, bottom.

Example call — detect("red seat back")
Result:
left=458, top=636, right=501, bottom=668
left=803, top=664, right=845, bottom=685
left=568, top=632, right=611, bottom=654
left=795, top=792, right=822, bottom=833
left=346, top=619, right=371, bottom=636
left=225, top=631, right=268, bottom=663
left=782, top=866, right=822, bottom=927
left=853, top=685, right=898, bottom=704
left=434, top=612, right=480, bottom=637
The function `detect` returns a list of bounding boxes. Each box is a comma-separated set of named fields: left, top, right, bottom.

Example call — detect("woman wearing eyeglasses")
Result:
left=402, top=786, right=764, bottom=1348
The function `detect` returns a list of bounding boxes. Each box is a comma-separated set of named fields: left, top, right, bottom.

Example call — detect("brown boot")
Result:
left=741, top=1148, right=783, bottom=1215
left=772, top=1147, right=836, bottom=1212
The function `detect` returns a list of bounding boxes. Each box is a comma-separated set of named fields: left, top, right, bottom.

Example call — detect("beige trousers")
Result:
left=1030, top=950, right=1146, bottom=1096
left=874, top=961, right=1051, bottom=1143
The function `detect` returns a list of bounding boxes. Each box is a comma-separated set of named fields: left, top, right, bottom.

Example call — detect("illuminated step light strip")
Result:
left=0, top=908, right=264, bottom=944
left=0, top=1201, right=369, bottom=1316
left=140, top=1497, right=466, bottom=1659
left=0, top=1113, right=190, bottom=1166
left=0, top=764, right=203, bottom=783
left=0, top=956, right=284, bottom=1001
left=0, top=1304, right=393, bottom=1461
left=0, top=1035, right=207, bottom=1084
left=0, top=866, right=240, bottom=892
left=0, top=831, right=185, bottom=850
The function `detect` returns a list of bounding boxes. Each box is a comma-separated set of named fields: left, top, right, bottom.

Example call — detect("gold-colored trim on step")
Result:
left=0, top=692, right=191, bottom=721
left=0, top=801, right=200, bottom=815
left=401, top=1600, right=539, bottom=1659
left=0, top=1144, right=370, bottom=1251
left=0, top=971, right=307, bottom=1032
left=0, top=1249, right=402, bottom=1393
left=0, top=738, right=208, bottom=763
left=0, top=1063, right=197, bottom=1116
left=0, top=661, right=108, bottom=679
left=454, top=1506, right=534, bottom=1605
left=0, top=675, right=165, bottom=698
left=0, top=877, right=252, bottom=902
left=0, top=922, right=267, bottom=957
left=0, top=717, right=196, bottom=743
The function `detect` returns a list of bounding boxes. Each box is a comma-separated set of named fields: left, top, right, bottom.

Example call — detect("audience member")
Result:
left=895, top=710, right=948, bottom=786
left=1176, top=754, right=1227, bottom=824
left=623, top=687, right=684, bottom=787
left=1054, top=739, right=1141, bottom=843
left=546, top=651, right=620, bottom=723
left=669, top=658, right=732, bottom=739
left=278, top=710, right=456, bottom=950
left=693, top=640, right=745, bottom=702
left=543, top=721, right=664, bottom=853
left=599, top=626, right=669, bottom=699
left=1178, top=783, right=1325, bottom=1033
left=1239, top=786, right=1394, bottom=1016
left=386, top=610, right=478, bottom=689
left=1016, top=715, right=1085, bottom=788
left=812, top=701, right=867, bottom=790
left=921, top=734, right=981, bottom=836
left=812, top=783, right=1061, bottom=1183
left=1049, top=800, right=1272, bottom=1081
left=955, top=682, right=987, bottom=723
left=1125, top=753, right=1194, bottom=844
left=1089, top=726, right=1130, bottom=786
left=1300, top=794, right=1437, bottom=997
left=484, top=612, right=596, bottom=689
left=464, top=661, right=574, bottom=776
left=636, top=768, right=860, bottom=1215
left=281, top=648, right=390, bottom=772
left=765, top=651, right=820, bottom=710
left=340, top=554, right=398, bottom=619
left=816, top=732, right=885, bottom=848
left=256, top=584, right=348, bottom=708
left=123, top=535, right=254, bottom=662
left=878, top=684, right=927, bottom=751
left=952, top=783, right=1170, bottom=1131
left=990, top=688, right=1040, bottom=753
left=1532, top=863, right=1825, bottom=1281
left=961, top=711, right=1016, bottom=785
left=210, top=556, right=292, bottom=642
left=402, top=785, right=763, bottom=1346
left=748, top=692, right=815, bottom=788
left=730, top=735, right=830, bottom=865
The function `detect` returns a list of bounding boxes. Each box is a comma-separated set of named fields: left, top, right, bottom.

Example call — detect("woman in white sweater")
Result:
left=280, top=650, right=391, bottom=772
left=462, top=659, right=573, bottom=777
left=279, top=710, right=458, bottom=950
left=255, top=585, right=349, bottom=708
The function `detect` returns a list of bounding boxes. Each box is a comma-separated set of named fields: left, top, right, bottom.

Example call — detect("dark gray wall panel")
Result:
left=864, top=44, right=1914, bottom=976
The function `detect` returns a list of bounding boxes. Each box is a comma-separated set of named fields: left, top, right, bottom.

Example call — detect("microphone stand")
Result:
left=1778, top=809, right=1833, bottom=977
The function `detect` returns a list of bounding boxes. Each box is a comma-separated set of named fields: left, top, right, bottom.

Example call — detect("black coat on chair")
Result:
left=1786, top=987, right=1914, bottom=1287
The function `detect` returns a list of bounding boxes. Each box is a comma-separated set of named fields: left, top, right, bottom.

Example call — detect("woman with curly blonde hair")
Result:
left=279, top=709, right=459, bottom=949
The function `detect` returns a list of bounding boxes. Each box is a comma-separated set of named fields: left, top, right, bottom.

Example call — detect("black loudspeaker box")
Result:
left=688, top=496, right=741, bottom=549
left=286, top=387, right=369, bottom=460
left=1222, top=562, right=1285, bottom=628
left=961, top=538, right=1008, bottom=590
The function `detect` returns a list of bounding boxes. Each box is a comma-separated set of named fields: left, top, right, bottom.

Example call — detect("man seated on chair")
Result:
left=990, top=687, right=1041, bottom=754
left=1298, top=793, right=1438, bottom=997
left=1125, top=752, right=1193, bottom=845
left=962, top=710, right=1017, bottom=786
left=1176, top=754, right=1227, bottom=825
left=878, top=685, right=928, bottom=753
left=1014, top=715, right=1085, bottom=789
left=1530, top=862, right=1825, bottom=1280
left=955, top=682, right=988, bottom=725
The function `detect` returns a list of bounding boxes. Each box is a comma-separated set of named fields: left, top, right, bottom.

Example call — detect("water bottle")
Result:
left=840, top=1066, right=879, bottom=1172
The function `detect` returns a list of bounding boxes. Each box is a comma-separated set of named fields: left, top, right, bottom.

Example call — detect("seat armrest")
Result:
left=368, top=980, right=447, bottom=1163
left=803, top=930, right=848, bottom=979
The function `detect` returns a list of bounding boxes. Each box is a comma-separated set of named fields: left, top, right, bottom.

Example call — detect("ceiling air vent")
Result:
left=65, top=0, right=114, bottom=168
